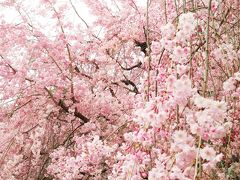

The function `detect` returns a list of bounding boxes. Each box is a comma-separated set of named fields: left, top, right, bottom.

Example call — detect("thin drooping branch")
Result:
left=194, top=1, right=212, bottom=179
left=69, top=0, right=89, bottom=28
left=0, top=137, right=15, bottom=169
left=8, top=99, right=32, bottom=117
left=164, top=0, right=168, bottom=23
left=145, top=0, right=152, bottom=101
left=155, top=48, right=165, bottom=97
left=107, top=49, right=143, bottom=71
left=202, top=0, right=212, bottom=97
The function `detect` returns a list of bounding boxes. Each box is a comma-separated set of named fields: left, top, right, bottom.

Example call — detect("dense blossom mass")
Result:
left=0, top=0, right=239, bottom=179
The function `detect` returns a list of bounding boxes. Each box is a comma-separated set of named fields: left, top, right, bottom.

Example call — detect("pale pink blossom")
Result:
left=200, top=146, right=216, bottom=161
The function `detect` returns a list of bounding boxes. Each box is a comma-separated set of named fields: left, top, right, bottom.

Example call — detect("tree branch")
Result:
left=44, top=87, right=89, bottom=123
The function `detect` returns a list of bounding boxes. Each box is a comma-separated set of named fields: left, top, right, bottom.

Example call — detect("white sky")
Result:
left=0, top=0, right=147, bottom=24
left=0, top=0, right=147, bottom=39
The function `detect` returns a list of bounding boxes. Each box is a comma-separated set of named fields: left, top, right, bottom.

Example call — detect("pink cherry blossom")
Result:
left=0, top=0, right=239, bottom=179
left=200, top=146, right=216, bottom=161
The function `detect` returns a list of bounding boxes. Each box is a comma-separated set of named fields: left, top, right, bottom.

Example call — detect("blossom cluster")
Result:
left=0, top=0, right=239, bottom=179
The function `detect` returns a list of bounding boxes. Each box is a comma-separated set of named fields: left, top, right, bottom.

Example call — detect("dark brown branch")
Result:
left=219, top=7, right=231, bottom=28
left=121, top=79, right=139, bottom=94
left=135, top=40, right=148, bottom=55
left=22, top=124, right=39, bottom=134
left=44, top=87, right=90, bottom=123
left=74, top=66, right=93, bottom=79
left=119, top=62, right=142, bottom=71
left=61, top=123, right=83, bottom=146
left=109, top=87, right=117, bottom=98
left=74, top=107, right=89, bottom=123
left=7, top=64, right=17, bottom=74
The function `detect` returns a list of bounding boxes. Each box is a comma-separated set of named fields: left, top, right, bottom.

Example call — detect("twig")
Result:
left=69, top=0, right=89, bottom=28
left=203, top=0, right=212, bottom=97
left=146, top=0, right=152, bottom=101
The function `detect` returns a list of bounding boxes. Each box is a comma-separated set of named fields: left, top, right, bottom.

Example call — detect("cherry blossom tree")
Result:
left=0, top=0, right=239, bottom=179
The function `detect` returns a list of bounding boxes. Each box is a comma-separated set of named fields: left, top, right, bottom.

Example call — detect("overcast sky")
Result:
left=0, top=0, right=147, bottom=23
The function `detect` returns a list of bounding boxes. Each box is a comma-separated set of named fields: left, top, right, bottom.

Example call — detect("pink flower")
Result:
left=148, top=168, right=168, bottom=180
left=160, top=23, right=176, bottom=39
left=177, top=64, right=189, bottom=76
left=223, top=77, right=236, bottom=92
left=173, top=130, right=188, bottom=143
left=171, top=46, right=189, bottom=64
left=200, top=146, right=216, bottom=161
left=234, top=71, right=240, bottom=81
